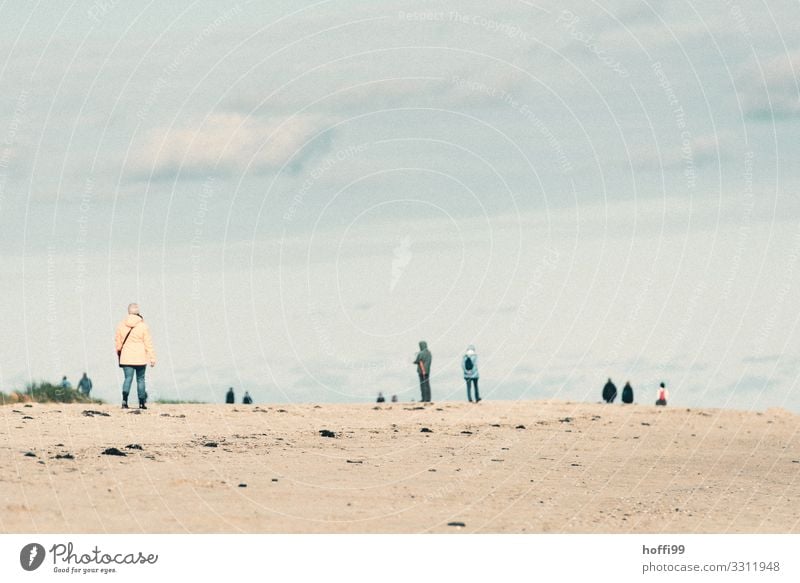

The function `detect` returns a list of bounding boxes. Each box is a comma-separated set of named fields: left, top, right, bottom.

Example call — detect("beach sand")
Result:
left=1, top=400, right=798, bottom=533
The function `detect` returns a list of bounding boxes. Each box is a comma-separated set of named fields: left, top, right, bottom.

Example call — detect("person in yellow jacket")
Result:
left=114, top=303, right=156, bottom=409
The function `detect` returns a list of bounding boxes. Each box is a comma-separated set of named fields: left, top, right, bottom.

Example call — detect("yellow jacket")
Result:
left=115, top=314, right=156, bottom=366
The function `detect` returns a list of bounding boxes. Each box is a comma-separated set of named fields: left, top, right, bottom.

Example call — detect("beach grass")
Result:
left=0, top=382, right=103, bottom=405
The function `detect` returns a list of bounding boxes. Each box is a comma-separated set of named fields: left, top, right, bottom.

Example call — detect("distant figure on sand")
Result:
left=602, top=378, right=617, bottom=403
left=242, top=391, right=253, bottom=405
left=376, top=392, right=385, bottom=403
left=60, top=376, right=72, bottom=390
left=226, top=387, right=235, bottom=404
left=462, top=344, right=481, bottom=402
left=621, top=381, right=634, bottom=404
left=115, top=303, right=156, bottom=410
left=413, top=340, right=432, bottom=402
left=77, top=373, right=92, bottom=397
left=656, top=382, right=668, bottom=406
left=391, top=394, right=398, bottom=402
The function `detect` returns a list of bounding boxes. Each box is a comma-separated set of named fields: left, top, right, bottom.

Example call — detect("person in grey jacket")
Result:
left=413, top=340, right=432, bottom=402
left=462, top=344, right=481, bottom=402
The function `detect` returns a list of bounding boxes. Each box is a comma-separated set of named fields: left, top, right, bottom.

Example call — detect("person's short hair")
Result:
left=128, top=303, right=140, bottom=314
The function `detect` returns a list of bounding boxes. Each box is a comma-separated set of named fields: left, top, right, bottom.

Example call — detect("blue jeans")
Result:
left=466, top=378, right=480, bottom=401
left=122, top=365, right=147, bottom=403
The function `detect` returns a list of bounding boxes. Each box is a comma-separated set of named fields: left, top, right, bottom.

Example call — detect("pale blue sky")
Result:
left=1, top=1, right=799, bottom=410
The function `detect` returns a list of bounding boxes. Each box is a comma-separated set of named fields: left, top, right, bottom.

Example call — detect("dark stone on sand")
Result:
left=83, top=410, right=110, bottom=417
left=559, top=417, right=573, bottom=423
left=515, top=425, right=526, bottom=429
left=319, top=429, right=336, bottom=438
left=447, top=522, right=466, bottom=527
left=102, top=448, right=127, bottom=456
left=571, top=463, right=581, bottom=467
left=24, top=451, right=36, bottom=457
left=22, top=416, right=34, bottom=420
left=55, top=453, right=75, bottom=460
left=203, top=442, right=218, bottom=447
left=346, top=460, right=363, bottom=464
left=128, top=410, right=142, bottom=415
left=641, top=422, right=651, bottom=426
left=460, top=431, right=473, bottom=435
left=238, top=483, right=247, bottom=488
left=271, top=478, right=279, bottom=482
left=55, top=443, right=64, bottom=446
left=126, top=444, right=144, bottom=450
left=491, top=424, right=501, bottom=427
left=277, top=409, right=287, bottom=413
left=420, top=427, right=433, bottom=433
left=24, top=404, right=32, bottom=407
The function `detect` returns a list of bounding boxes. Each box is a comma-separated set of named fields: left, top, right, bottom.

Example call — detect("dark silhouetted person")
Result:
left=602, top=378, right=617, bottom=403
left=656, top=382, right=668, bottom=406
left=621, top=381, right=634, bottom=404
left=60, top=376, right=72, bottom=390
left=225, top=387, right=235, bottom=404
left=413, top=340, right=432, bottom=402
left=391, top=394, right=398, bottom=403
left=115, top=303, right=156, bottom=409
left=376, top=392, right=385, bottom=403
left=242, top=391, right=253, bottom=404
left=77, top=373, right=92, bottom=397
left=462, top=344, right=481, bottom=402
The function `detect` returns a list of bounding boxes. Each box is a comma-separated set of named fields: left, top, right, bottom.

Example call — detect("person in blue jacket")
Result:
left=462, top=344, right=481, bottom=403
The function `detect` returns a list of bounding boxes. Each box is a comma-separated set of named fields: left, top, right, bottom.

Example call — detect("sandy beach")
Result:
left=1, top=400, right=798, bottom=533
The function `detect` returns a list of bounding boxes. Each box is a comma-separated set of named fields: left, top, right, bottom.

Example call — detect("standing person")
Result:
left=413, top=340, right=432, bottom=403
left=462, top=344, right=481, bottom=403
left=77, top=373, right=93, bottom=397
left=602, top=378, right=617, bottom=403
left=656, top=382, right=668, bottom=406
left=242, top=391, right=253, bottom=405
left=226, top=387, right=235, bottom=404
left=114, top=303, right=156, bottom=409
left=621, top=381, right=634, bottom=404
left=60, top=376, right=72, bottom=390
left=376, top=392, right=386, bottom=403
left=391, top=394, right=398, bottom=403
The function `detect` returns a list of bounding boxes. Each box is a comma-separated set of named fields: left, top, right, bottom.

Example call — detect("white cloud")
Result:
left=130, top=113, right=334, bottom=179
left=629, top=130, right=737, bottom=170
left=739, top=50, right=800, bottom=118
